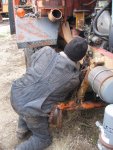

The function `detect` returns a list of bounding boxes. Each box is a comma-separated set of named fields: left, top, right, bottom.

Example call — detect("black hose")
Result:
left=93, top=2, right=111, bottom=37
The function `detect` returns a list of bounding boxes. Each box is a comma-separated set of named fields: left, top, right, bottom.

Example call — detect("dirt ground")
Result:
left=0, top=21, right=104, bottom=150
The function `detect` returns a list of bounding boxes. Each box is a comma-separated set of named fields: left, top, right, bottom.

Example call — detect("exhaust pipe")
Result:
left=48, top=9, right=62, bottom=22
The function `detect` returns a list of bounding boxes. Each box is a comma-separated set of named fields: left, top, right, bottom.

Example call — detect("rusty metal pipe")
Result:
left=48, top=9, right=62, bottom=22
left=57, top=100, right=106, bottom=111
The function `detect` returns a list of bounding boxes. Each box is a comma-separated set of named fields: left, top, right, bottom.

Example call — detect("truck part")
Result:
left=15, top=17, right=60, bottom=48
left=88, top=66, right=113, bottom=103
left=48, top=9, right=62, bottom=22
left=96, top=104, right=113, bottom=150
left=97, top=11, right=111, bottom=35
left=109, top=0, right=113, bottom=52
left=1, top=0, right=8, bottom=13
left=8, top=0, right=15, bottom=34
left=50, top=100, right=105, bottom=128
left=90, top=47, right=113, bottom=69
left=0, top=14, right=2, bottom=22
left=73, top=10, right=88, bottom=31
left=93, top=2, right=110, bottom=38
left=109, top=25, right=113, bottom=52
left=0, top=0, right=8, bottom=22
left=37, top=0, right=64, bottom=17
left=16, top=8, right=26, bottom=18
left=77, top=68, right=90, bottom=102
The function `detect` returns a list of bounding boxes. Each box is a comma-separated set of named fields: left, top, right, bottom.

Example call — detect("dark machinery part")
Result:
left=20, top=0, right=27, bottom=5
left=12, top=0, right=113, bottom=51
left=93, top=2, right=110, bottom=38
left=109, top=0, right=113, bottom=52
left=109, top=26, right=113, bottom=52
left=83, top=0, right=111, bottom=50
left=8, top=0, right=16, bottom=34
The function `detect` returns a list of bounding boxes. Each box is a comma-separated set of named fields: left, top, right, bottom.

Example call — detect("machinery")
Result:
left=9, top=0, right=113, bottom=50
left=9, top=0, right=113, bottom=128
left=0, top=0, right=8, bottom=22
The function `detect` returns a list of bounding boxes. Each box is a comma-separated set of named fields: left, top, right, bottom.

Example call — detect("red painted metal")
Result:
left=14, top=0, right=20, bottom=5
left=37, top=0, right=63, bottom=8
left=37, top=0, right=64, bottom=16
left=93, top=47, right=113, bottom=59
left=57, top=100, right=106, bottom=111
left=66, top=0, right=96, bottom=16
left=13, top=0, right=96, bottom=17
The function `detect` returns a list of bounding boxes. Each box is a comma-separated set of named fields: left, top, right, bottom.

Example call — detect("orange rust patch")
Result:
left=17, top=22, right=49, bottom=39
left=17, top=32, right=25, bottom=41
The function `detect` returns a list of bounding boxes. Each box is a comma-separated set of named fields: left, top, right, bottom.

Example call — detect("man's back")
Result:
left=11, top=46, right=80, bottom=117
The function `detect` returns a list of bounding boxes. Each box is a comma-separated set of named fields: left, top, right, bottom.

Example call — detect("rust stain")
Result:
left=17, top=22, right=49, bottom=39
left=27, top=21, right=48, bottom=35
left=18, top=32, right=25, bottom=41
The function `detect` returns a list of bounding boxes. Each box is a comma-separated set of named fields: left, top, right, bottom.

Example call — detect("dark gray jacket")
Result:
left=11, top=46, right=80, bottom=117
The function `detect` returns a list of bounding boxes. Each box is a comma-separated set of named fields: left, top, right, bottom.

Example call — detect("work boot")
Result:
left=16, top=116, right=52, bottom=150
left=16, top=135, right=52, bottom=150
left=17, top=116, right=30, bottom=140
left=16, top=127, right=30, bottom=140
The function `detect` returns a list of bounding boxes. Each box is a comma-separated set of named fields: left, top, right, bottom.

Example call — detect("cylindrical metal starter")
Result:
left=96, top=104, right=113, bottom=150
left=88, top=66, right=113, bottom=103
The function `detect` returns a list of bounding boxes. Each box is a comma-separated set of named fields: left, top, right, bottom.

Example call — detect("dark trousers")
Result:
left=16, top=116, right=52, bottom=150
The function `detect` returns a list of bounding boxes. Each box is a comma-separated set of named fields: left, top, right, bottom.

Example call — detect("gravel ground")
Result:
left=0, top=21, right=103, bottom=150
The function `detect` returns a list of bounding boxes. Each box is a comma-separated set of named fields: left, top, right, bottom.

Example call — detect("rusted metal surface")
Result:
left=14, top=0, right=96, bottom=17
left=49, top=105, right=63, bottom=128
left=14, top=0, right=20, bottom=5
left=90, top=46, right=113, bottom=69
left=65, top=0, right=96, bottom=16
left=50, top=100, right=105, bottom=128
left=75, top=12, right=85, bottom=31
left=15, top=16, right=60, bottom=48
left=13, top=0, right=97, bottom=49
left=77, top=69, right=90, bottom=102
left=57, top=100, right=106, bottom=111
left=37, top=0, right=64, bottom=17
left=37, top=0, right=63, bottom=8
left=77, top=50, right=105, bottom=104
left=48, top=9, right=62, bottom=22
left=81, top=101, right=106, bottom=109
left=0, top=0, right=8, bottom=13
left=73, top=11, right=89, bottom=31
